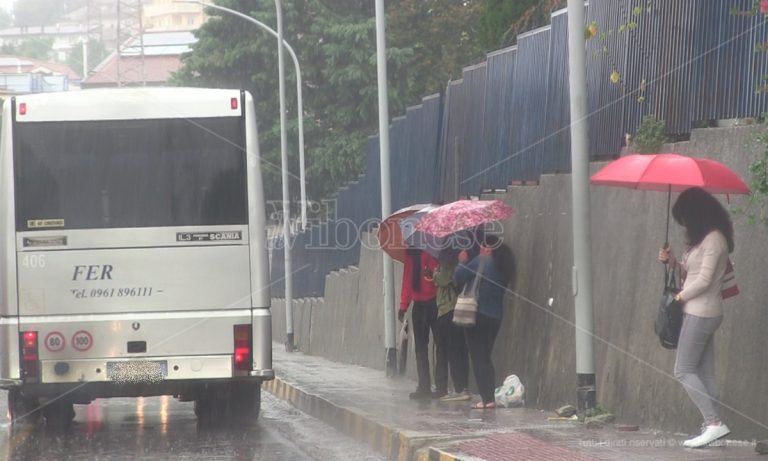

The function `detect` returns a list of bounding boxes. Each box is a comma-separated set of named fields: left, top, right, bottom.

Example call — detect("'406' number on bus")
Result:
left=22, top=254, right=46, bottom=269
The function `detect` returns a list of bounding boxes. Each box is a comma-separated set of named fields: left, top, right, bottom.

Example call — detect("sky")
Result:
left=0, top=1, right=11, bottom=13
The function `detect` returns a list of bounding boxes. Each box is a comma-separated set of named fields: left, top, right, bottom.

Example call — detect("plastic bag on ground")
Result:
left=494, top=374, right=524, bottom=408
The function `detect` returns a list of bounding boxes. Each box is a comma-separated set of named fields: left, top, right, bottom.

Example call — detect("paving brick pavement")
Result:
left=455, top=432, right=602, bottom=461
left=265, top=345, right=758, bottom=461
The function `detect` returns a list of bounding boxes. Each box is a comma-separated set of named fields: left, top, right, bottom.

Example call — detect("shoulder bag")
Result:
left=453, top=258, right=486, bottom=328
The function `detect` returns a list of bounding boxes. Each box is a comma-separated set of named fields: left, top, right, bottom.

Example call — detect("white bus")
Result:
left=0, top=88, right=273, bottom=425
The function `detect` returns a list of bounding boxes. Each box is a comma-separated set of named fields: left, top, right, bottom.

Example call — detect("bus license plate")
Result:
left=107, top=361, right=168, bottom=383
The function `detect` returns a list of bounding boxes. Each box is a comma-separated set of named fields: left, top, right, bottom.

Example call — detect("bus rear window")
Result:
left=14, top=117, right=247, bottom=231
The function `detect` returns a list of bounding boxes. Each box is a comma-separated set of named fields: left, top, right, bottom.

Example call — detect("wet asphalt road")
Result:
left=0, top=391, right=385, bottom=461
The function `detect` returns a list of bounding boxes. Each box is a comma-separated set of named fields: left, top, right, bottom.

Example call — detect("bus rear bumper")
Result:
left=12, top=377, right=265, bottom=402
left=250, top=369, right=274, bottom=379
left=39, top=354, right=243, bottom=384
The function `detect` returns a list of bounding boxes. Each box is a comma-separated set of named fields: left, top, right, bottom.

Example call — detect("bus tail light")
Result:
left=19, top=102, right=27, bottom=115
left=230, top=97, right=238, bottom=110
left=20, top=331, right=39, bottom=383
left=233, top=324, right=251, bottom=373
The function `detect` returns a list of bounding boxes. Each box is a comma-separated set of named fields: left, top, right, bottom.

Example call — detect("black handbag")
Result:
left=654, top=267, right=683, bottom=349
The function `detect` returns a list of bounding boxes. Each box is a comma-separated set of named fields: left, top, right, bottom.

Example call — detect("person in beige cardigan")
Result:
left=658, top=187, right=735, bottom=449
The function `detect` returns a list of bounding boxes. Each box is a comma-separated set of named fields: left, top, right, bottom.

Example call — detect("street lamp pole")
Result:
left=176, top=0, right=305, bottom=350
left=274, top=0, right=296, bottom=352
left=374, top=0, right=397, bottom=376
left=566, top=0, right=596, bottom=412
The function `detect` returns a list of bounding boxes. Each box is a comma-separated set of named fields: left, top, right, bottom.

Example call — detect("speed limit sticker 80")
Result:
left=44, top=331, right=65, bottom=352
left=71, top=330, right=93, bottom=352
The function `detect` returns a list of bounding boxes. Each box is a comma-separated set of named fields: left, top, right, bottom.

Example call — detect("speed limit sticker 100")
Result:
left=71, top=330, right=93, bottom=352
left=44, top=331, right=65, bottom=352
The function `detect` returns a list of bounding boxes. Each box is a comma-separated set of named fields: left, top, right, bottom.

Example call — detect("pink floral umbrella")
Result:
left=414, top=199, right=514, bottom=238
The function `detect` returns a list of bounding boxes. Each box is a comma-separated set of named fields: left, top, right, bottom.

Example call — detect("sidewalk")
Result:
left=263, top=345, right=757, bottom=461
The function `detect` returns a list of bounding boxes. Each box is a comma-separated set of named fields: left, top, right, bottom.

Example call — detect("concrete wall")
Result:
left=273, top=237, right=430, bottom=382
left=272, top=125, right=768, bottom=439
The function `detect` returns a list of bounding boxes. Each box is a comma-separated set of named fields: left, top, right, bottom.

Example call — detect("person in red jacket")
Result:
left=398, top=248, right=439, bottom=399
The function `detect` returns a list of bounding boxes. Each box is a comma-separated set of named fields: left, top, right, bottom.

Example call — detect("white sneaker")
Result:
left=683, top=421, right=710, bottom=447
left=683, top=423, right=730, bottom=448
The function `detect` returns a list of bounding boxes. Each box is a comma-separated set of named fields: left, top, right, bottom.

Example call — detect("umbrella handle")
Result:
left=663, top=186, right=671, bottom=284
left=664, top=185, right=671, bottom=249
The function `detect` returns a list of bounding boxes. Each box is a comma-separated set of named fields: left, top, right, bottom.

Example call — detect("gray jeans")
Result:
left=674, top=314, right=723, bottom=422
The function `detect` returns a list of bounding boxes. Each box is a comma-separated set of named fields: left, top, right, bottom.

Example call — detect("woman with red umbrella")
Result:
left=658, top=187, right=735, bottom=448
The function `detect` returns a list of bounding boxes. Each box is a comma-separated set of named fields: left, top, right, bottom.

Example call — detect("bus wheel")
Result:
left=42, top=399, right=76, bottom=426
left=8, top=388, right=42, bottom=426
left=194, top=385, right=227, bottom=425
left=230, top=381, right=261, bottom=423
left=193, top=395, right=213, bottom=422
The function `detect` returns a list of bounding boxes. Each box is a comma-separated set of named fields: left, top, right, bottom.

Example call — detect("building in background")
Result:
left=0, top=55, right=81, bottom=93
left=82, top=30, right=195, bottom=88
left=84, top=0, right=206, bottom=88
left=143, top=0, right=206, bottom=32
left=62, top=0, right=122, bottom=53
left=0, top=0, right=206, bottom=90
left=0, top=24, right=98, bottom=62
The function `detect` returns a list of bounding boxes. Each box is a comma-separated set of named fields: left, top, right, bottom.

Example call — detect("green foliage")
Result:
left=1, top=38, right=54, bottom=60
left=478, top=0, right=566, bottom=51
left=632, top=116, right=666, bottom=153
left=729, top=1, right=761, bottom=16
left=175, top=0, right=486, bottom=204
left=735, top=118, right=768, bottom=227
left=477, top=0, right=532, bottom=51
left=387, top=0, right=483, bottom=96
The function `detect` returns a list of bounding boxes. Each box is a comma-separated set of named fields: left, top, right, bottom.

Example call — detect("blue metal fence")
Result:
left=483, top=46, right=519, bottom=189
left=273, top=0, right=768, bottom=298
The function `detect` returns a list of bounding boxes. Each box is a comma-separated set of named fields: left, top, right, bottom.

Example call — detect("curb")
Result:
left=263, top=376, right=459, bottom=461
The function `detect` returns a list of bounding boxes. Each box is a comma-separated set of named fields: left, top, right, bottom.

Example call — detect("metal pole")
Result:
left=115, top=0, right=121, bottom=87
left=175, top=0, right=307, bottom=230
left=82, top=39, right=88, bottom=80
left=274, top=0, right=295, bottom=352
left=374, top=0, right=397, bottom=376
left=297, top=67, right=307, bottom=230
left=567, top=0, right=596, bottom=412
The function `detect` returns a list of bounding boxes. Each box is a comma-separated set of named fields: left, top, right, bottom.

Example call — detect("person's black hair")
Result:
left=438, top=248, right=458, bottom=266
left=407, top=248, right=422, bottom=291
left=481, top=234, right=515, bottom=288
left=671, top=187, right=734, bottom=252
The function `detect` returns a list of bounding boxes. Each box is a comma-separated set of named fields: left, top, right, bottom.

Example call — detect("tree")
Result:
left=387, top=0, right=484, bottom=96
left=175, top=0, right=559, bottom=205
left=175, top=0, right=416, bottom=203
left=477, top=0, right=566, bottom=51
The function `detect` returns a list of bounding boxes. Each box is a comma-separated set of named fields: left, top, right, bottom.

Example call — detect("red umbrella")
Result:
left=377, top=204, right=437, bottom=263
left=590, top=153, right=750, bottom=243
left=590, top=153, right=749, bottom=194
left=414, top=199, right=514, bottom=238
